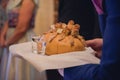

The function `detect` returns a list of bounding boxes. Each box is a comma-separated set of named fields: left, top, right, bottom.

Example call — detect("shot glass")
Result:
left=37, top=35, right=46, bottom=54
left=31, top=35, right=41, bottom=54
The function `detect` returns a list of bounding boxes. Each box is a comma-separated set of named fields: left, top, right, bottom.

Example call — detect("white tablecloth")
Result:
left=9, top=42, right=100, bottom=72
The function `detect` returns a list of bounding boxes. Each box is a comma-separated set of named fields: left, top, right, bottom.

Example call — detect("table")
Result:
left=6, top=41, right=100, bottom=80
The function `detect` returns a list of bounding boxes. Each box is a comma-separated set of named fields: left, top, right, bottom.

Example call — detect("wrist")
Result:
left=5, top=41, right=11, bottom=47
left=1, top=32, right=6, bottom=38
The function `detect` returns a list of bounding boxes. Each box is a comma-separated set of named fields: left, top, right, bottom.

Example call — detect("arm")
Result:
left=64, top=0, right=120, bottom=80
left=86, top=38, right=103, bottom=58
left=5, top=0, right=35, bottom=46
left=0, top=21, right=8, bottom=47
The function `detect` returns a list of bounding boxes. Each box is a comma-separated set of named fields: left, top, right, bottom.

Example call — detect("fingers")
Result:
left=95, top=51, right=102, bottom=59
left=86, top=38, right=103, bottom=47
left=86, top=39, right=95, bottom=47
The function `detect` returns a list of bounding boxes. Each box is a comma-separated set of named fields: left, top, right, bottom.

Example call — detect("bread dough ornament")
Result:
left=42, top=20, right=86, bottom=55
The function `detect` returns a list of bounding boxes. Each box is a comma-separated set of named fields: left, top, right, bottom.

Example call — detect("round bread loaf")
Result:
left=42, top=20, right=86, bottom=55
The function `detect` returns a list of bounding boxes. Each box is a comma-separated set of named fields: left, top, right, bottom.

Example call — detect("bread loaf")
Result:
left=42, top=20, right=86, bottom=55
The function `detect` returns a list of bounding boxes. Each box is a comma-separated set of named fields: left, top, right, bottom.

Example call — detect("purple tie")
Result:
left=92, top=0, right=104, bottom=15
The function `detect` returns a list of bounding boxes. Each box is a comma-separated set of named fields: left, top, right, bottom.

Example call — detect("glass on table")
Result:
left=37, top=35, right=46, bottom=54
left=31, top=35, right=41, bottom=54
left=31, top=35, right=46, bottom=54
left=37, top=41, right=46, bottom=54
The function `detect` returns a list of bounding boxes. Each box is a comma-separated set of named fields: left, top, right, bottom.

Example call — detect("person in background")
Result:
left=64, top=0, right=120, bottom=80
left=0, top=0, right=8, bottom=63
left=58, top=0, right=101, bottom=40
left=46, top=0, right=101, bottom=80
left=0, top=0, right=7, bottom=31
left=0, top=0, right=47, bottom=80
left=0, top=0, right=36, bottom=47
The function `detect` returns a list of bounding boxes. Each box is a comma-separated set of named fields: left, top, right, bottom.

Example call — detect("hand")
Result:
left=4, top=40, right=10, bottom=47
left=86, top=38, right=103, bottom=58
left=0, top=34, right=6, bottom=48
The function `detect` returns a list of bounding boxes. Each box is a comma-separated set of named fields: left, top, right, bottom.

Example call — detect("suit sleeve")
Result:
left=64, top=0, right=120, bottom=80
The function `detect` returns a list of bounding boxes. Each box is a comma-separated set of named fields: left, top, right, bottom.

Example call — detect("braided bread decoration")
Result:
left=43, top=20, right=86, bottom=55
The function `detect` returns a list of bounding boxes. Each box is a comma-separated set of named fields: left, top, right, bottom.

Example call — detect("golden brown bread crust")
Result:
left=45, top=35, right=85, bottom=55
left=41, top=20, right=86, bottom=55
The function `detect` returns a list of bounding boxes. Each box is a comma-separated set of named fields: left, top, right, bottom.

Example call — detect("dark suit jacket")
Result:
left=58, top=0, right=101, bottom=40
left=64, top=0, right=120, bottom=80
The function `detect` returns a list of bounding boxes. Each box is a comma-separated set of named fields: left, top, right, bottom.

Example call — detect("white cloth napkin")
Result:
left=9, top=42, right=100, bottom=72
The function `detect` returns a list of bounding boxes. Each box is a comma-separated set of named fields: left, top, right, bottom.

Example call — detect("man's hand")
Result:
left=86, top=38, right=103, bottom=58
